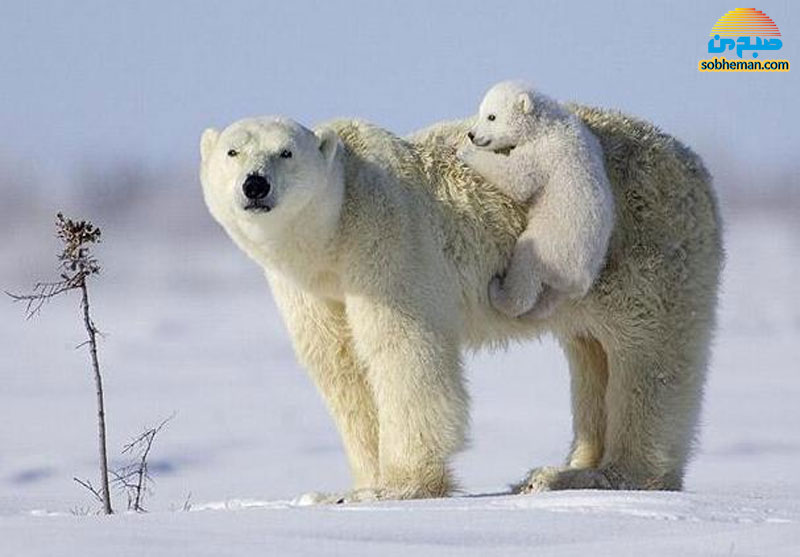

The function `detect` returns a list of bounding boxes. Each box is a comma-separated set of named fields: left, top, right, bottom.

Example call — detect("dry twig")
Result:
left=111, top=415, right=174, bottom=512
left=7, top=213, right=112, bottom=514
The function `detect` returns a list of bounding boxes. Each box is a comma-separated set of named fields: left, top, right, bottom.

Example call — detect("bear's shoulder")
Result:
left=317, top=119, right=410, bottom=160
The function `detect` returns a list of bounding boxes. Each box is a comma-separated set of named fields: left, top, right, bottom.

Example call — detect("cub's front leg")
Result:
left=345, top=291, right=469, bottom=500
left=489, top=228, right=546, bottom=317
left=457, top=143, right=540, bottom=204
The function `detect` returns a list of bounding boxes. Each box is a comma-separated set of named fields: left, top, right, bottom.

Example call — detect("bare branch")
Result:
left=73, top=477, right=104, bottom=505
left=9, top=214, right=112, bottom=514
left=179, top=492, right=192, bottom=512
left=5, top=277, right=82, bottom=319
left=70, top=506, right=95, bottom=516
left=112, top=414, right=174, bottom=512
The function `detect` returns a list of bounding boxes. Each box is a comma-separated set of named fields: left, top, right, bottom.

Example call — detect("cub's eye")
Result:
left=227, top=149, right=239, bottom=157
left=487, top=114, right=496, bottom=122
left=280, top=149, right=292, bottom=159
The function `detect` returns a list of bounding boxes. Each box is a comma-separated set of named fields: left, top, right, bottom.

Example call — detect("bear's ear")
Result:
left=315, top=128, right=341, bottom=166
left=200, top=128, right=220, bottom=161
left=517, top=91, right=535, bottom=115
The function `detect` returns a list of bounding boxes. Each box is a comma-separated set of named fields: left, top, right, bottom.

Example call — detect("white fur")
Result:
left=200, top=117, right=344, bottom=292
left=201, top=118, right=468, bottom=499
left=459, top=81, right=615, bottom=318
left=200, top=112, right=722, bottom=501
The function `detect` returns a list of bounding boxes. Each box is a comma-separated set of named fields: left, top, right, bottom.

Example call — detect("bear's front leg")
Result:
left=345, top=294, right=469, bottom=500
left=268, top=273, right=380, bottom=491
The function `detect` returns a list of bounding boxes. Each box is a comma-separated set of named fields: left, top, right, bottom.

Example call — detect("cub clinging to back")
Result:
left=459, top=80, right=615, bottom=318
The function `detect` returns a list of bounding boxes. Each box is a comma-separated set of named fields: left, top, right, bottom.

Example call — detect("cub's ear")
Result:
left=200, top=128, right=220, bottom=161
left=315, top=128, right=341, bottom=166
left=517, top=91, right=535, bottom=115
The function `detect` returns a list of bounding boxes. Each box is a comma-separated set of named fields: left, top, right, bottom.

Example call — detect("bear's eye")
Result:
left=280, top=149, right=292, bottom=159
left=487, top=114, right=496, bottom=122
left=227, top=149, right=239, bottom=157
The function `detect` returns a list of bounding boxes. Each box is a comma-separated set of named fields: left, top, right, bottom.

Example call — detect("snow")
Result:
left=1, top=210, right=798, bottom=555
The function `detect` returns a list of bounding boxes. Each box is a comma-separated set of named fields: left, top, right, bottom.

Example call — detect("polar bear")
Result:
left=199, top=109, right=722, bottom=501
left=458, top=81, right=615, bottom=320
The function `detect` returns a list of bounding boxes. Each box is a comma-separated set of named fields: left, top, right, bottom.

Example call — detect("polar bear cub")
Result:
left=459, top=81, right=615, bottom=318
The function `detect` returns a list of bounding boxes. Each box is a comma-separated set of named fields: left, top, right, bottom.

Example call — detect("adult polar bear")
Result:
left=199, top=107, right=722, bottom=501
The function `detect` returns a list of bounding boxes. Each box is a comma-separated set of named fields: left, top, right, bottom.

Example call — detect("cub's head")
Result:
left=468, top=81, right=536, bottom=153
left=199, top=117, right=342, bottom=242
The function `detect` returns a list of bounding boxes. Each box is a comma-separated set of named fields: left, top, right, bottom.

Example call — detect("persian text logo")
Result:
left=699, top=8, right=790, bottom=72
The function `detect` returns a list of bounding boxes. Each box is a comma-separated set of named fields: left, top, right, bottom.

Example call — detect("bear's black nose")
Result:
left=467, top=131, right=475, bottom=142
left=242, top=174, right=271, bottom=200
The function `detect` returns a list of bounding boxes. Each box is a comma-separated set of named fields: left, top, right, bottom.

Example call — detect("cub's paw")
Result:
left=489, top=276, right=534, bottom=318
left=513, top=466, right=614, bottom=494
left=457, top=144, right=478, bottom=164
left=519, top=287, right=567, bottom=321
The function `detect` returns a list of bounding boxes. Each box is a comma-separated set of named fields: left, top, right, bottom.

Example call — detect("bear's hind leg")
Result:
left=564, top=334, right=609, bottom=468
left=515, top=334, right=609, bottom=494
left=596, top=338, right=705, bottom=490
left=516, top=332, right=705, bottom=493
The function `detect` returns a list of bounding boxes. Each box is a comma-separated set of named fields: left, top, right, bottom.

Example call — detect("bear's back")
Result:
left=321, top=112, right=723, bottom=345
left=409, top=108, right=723, bottom=307
left=571, top=106, right=723, bottom=326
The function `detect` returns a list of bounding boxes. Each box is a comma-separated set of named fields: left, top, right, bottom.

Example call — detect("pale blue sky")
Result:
left=0, top=0, right=796, bottom=192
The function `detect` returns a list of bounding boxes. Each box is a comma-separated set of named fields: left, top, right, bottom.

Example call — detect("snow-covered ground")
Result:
left=1, top=209, right=798, bottom=555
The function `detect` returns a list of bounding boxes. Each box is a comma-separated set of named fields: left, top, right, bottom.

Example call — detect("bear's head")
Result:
left=200, top=117, right=343, bottom=246
left=468, top=80, right=536, bottom=153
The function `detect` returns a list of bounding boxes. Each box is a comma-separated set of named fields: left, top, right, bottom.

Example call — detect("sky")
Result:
left=0, top=0, right=796, bottom=194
